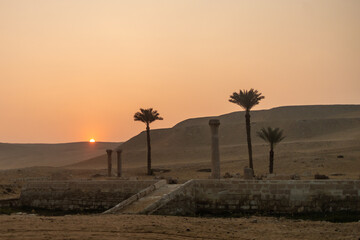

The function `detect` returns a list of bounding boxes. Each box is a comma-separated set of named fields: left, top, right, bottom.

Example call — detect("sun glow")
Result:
left=89, top=138, right=96, bottom=143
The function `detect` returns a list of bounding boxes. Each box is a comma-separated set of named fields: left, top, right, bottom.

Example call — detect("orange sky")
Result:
left=0, top=0, right=359, bottom=143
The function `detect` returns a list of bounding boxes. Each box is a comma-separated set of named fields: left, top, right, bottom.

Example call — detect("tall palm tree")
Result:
left=134, top=108, right=163, bottom=175
left=257, top=127, right=285, bottom=174
left=229, top=89, right=264, bottom=172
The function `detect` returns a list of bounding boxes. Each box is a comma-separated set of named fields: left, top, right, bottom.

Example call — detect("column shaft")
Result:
left=117, top=150, right=122, bottom=177
left=209, top=119, right=220, bottom=179
left=106, top=149, right=113, bottom=177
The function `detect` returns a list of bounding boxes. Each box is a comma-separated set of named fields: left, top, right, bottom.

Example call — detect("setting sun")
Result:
left=89, top=139, right=96, bottom=143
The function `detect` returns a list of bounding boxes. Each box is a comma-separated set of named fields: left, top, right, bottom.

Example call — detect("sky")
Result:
left=0, top=0, right=359, bottom=143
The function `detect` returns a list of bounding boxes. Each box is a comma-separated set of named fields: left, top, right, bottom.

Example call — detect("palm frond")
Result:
left=229, top=88, right=265, bottom=111
left=257, top=127, right=285, bottom=147
left=134, top=108, right=163, bottom=124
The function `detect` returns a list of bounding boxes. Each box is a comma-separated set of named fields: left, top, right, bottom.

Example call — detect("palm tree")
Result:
left=257, top=127, right=285, bottom=174
left=134, top=108, right=163, bottom=175
left=229, top=89, right=264, bottom=172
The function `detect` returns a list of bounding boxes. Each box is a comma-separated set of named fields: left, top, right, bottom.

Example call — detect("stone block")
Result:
left=343, top=189, right=357, bottom=195
left=250, top=200, right=257, bottom=206
left=240, top=205, right=250, bottom=210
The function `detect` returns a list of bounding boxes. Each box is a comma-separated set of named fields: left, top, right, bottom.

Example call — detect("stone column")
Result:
left=209, top=119, right=220, bottom=179
left=116, top=149, right=122, bottom=177
left=106, top=149, right=113, bottom=177
left=244, top=167, right=254, bottom=180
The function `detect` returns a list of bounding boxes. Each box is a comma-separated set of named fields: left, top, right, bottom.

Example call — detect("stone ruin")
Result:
left=1, top=119, right=359, bottom=217
left=2, top=179, right=358, bottom=216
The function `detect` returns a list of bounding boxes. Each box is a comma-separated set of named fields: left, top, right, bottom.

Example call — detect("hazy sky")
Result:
left=1, top=0, right=359, bottom=143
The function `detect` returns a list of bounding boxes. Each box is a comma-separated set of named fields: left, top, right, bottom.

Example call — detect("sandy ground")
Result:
left=0, top=214, right=359, bottom=240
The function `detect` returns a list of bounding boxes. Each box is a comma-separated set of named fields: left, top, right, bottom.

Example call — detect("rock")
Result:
left=250, top=219, right=257, bottom=223
left=234, top=173, right=242, bottom=178
left=223, top=172, right=232, bottom=178
left=314, top=174, right=329, bottom=179
left=167, top=178, right=178, bottom=184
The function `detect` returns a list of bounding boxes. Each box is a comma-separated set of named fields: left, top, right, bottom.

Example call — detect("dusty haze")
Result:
left=1, top=0, right=360, bottom=143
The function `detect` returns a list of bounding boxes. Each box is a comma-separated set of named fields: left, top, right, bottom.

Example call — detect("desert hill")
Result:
left=0, top=142, right=121, bottom=169
left=70, top=105, right=360, bottom=178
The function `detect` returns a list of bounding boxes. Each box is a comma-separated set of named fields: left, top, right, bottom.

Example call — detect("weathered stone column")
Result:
left=106, top=149, right=113, bottom=177
left=116, top=149, right=122, bottom=177
left=209, top=119, right=220, bottom=179
left=244, top=167, right=254, bottom=180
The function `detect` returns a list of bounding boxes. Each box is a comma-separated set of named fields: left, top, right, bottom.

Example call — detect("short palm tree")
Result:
left=257, top=127, right=285, bottom=174
left=229, top=89, right=264, bottom=172
left=134, top=108, right=163, bottom=175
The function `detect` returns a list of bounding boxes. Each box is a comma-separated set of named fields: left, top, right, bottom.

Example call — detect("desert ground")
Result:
left=1, top=215, right=359, bottom=240
left=1, top=105, right=360, bottom=239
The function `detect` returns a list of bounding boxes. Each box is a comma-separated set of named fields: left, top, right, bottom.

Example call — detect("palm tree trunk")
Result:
left=245, top=110, right=254, bottom=172
left=146, top=123, right=152, bottom=175
left=269, top=147, right=274, bottom=174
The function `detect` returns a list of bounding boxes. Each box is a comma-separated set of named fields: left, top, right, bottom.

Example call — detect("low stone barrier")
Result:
left=0, top=198, right=21, bottom=208
left=20, top=180, right=159, bottom=211
left=151, top=180, right=360, bottom=215
left=15, top=179, right=360, bottom=215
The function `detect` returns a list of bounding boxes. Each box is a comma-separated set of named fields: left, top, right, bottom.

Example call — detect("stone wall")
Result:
left=0, top=198, right=21, bottom=208
left=194, top=180, right=360, bottom=214
left=20, top=180, right=159, bottom=211
left=16, top=179, right=360, bottom=215
left=153, top=180, right=360, bottom=215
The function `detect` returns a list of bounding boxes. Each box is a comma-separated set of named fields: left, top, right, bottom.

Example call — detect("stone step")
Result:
left=119, top=184, right=182, bottom=214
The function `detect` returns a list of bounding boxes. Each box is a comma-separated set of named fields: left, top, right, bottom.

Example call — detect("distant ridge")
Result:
left=0, top=142, right=121, bottom=169
left=69, top=105, right=360, bottom=169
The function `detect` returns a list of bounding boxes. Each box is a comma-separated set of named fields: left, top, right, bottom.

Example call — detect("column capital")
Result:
left=209, top=119, right=220, bottom=127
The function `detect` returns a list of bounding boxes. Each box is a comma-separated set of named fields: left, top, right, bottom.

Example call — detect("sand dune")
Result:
left=0, top=142, right=121, bottom=169
left=68, top=105, right=360, bottom=178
